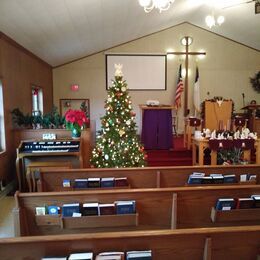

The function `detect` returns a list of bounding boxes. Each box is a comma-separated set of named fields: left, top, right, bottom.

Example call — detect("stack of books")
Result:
left=59, top=200, right=136, bottom=217
left=215, top=194, right=260, bottom=210
left=63, top=177, right=129, bottom=189
left=187, top=172, right=237, bottom=185
left=42, top=250, right=152, bottom=260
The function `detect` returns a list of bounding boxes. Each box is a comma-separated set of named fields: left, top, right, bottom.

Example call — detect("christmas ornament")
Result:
left=119, top=129, right=125, bottom=137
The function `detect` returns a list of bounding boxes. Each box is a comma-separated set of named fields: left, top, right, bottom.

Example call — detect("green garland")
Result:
left=250, top=71, right=260, bottom=93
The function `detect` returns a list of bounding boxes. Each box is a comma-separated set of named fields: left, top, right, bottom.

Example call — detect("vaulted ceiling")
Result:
left=0, top=0, right=259, bottom=67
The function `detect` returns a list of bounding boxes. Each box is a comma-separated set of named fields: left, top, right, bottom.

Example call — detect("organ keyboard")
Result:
left=16, top=139, right=83, bottom=191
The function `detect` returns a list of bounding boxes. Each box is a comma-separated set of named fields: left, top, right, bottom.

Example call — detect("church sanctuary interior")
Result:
left=0, top=0, right=260, bottom=259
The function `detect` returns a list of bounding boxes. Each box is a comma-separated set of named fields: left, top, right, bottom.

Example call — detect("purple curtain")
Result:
left=141, top=109, right=173, bottom=150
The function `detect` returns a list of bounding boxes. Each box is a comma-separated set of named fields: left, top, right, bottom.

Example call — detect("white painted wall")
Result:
left=53, top=23, right=260, bottom=135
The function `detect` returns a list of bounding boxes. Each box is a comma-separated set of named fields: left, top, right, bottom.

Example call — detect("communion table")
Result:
left=192, top=137, right=260, bottom=166
left=140, top=105, right=175, bottom=150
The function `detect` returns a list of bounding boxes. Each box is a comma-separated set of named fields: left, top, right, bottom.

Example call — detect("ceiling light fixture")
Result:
left=138, top=0, right=174, bottom=13
left=205, top=14, right=225, bottom=28
left=180, top=36, right=193, bottom=46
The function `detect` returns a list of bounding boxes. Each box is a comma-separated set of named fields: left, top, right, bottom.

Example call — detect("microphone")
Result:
left=242, top=93, right=245, bottom=107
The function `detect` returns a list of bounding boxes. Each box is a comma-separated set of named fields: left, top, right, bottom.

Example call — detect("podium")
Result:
left=204, top=100, right=233, bottom=131
left=140, top=105, right=175, bottom=150
left=241, top=105, right=260, bottom=135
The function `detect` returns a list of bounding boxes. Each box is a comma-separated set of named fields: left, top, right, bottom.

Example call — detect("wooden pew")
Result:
left=37, top=164, right=260, bottom=192
left=14, top=185, right=260, bottom=236
left=1, top=226, right=260, bottom=260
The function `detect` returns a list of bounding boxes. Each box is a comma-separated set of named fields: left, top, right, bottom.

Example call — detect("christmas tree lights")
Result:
left=90, top=64, right=146, bottom=168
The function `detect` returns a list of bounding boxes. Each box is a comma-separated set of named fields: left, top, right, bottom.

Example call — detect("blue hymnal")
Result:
left=101, top=177, right=115, bottom=188
left=251, top=195, right=260, bottom=208
left=62, top=179, right=71, bottom=188
left=187, top=175, right=202, bottom=184
left=223, top=174, right=237, bottom=183
left=62, top=203, right=80, bottom=217
left=215, top=198, right=235, bottom=210
left=116, top=200, right=136, bottom=215
left=74, top=179, right=88, bottom=189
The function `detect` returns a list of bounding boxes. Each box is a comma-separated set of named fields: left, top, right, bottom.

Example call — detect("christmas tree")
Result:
left=91, top=64, right=146, bottom=168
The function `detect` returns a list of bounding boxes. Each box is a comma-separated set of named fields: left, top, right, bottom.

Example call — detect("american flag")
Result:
left=174, top=64, right=184, bottom=109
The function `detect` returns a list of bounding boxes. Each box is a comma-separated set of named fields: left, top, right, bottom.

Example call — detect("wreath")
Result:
left=250, top=71, right=260, bottom=93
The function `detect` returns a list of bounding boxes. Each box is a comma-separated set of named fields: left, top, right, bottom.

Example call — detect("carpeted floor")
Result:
left=145, top=135, right=192, bottom=166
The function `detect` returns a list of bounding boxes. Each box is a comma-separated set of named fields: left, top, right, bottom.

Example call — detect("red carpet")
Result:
left=145, top=135, right=192, bottom=167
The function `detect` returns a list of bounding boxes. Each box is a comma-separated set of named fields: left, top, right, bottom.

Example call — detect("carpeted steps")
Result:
left=145, top=135, right=193, bottom=167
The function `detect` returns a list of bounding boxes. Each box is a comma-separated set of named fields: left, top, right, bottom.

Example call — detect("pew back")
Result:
left=15, top=185, right=260, bottom=236
left=1, top=226, right=260, bottom=260
left=38, top=165, right=260, bottom=191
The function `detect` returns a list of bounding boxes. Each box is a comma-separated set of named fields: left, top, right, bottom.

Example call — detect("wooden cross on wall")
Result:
left=168, top=36, right=206, bottom=116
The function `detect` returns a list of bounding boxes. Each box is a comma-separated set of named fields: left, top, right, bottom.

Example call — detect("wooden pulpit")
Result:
left=204, top=100, right=233, bottom=131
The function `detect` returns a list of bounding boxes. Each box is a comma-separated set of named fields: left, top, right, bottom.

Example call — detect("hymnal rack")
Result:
left=16, top=138, right=83, bottom=191
left=35, top=214, right=138, bottom=229
left=211, top=207, right=260, bottom=223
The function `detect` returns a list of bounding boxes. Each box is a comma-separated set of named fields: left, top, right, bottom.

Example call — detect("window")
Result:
left=32, top=85, right=43, bottom=116
left=0, top=80, right=6, bottom=151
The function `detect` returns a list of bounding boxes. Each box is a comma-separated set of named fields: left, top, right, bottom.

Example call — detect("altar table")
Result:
left=192, top=138, right=260, bottom=166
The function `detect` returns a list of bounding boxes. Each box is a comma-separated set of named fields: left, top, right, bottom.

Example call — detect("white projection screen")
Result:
left=106, top=54, right=167, bottom=90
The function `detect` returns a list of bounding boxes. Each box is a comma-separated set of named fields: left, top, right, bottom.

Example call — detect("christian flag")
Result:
left=174, top=64, right=184, bottom=109
left=193, top=66, right=200, bottom=116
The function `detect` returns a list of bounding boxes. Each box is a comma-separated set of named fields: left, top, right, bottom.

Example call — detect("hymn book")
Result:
left=215, top=198, right=236, bottom=211
left=68, top=252, right=93, bottom=260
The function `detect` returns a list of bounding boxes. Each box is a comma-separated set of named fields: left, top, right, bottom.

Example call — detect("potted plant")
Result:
left=65, top=109, right=89, bottom=138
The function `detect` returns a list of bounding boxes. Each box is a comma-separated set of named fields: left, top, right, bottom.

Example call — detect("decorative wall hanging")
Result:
left=250, top=71, right=260, bottom=93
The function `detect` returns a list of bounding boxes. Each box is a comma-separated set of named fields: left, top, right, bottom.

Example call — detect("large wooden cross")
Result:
left=168, top=36, right=206, bottom=116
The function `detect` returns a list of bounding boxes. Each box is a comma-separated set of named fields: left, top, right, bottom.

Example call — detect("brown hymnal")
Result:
left=99, top=203, right=116, bottom=215
left=114, top=177, right=129, bottom=187
left=236, top=198, right=254, bottom=209
left=95, top=252, right=124, bottom=260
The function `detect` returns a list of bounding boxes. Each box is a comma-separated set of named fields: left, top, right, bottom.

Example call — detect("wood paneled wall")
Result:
left=0, top=32, right=53, bottom=182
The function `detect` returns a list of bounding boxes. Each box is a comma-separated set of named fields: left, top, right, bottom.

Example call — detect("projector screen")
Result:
left=106, top=54, right=167, bottom=90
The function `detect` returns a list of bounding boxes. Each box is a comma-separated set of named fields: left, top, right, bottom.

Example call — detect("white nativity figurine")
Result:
left=210, top=130, right=216, bottom=139
left=234, top=130, right=240, bottom=140
left=115, top=64, right=123, bottom=77
left=205, top=128, right=211, bottom=138
left=241, top=127, right=250, bottom=138
left=249, top=132, right=257, bottom=140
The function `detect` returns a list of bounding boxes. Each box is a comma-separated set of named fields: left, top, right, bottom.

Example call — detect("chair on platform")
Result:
left=184, top=117, right=202, bottom=150
left=26, top=161, right=72, bottom=192
left=232, top=117, right=248, bottom=132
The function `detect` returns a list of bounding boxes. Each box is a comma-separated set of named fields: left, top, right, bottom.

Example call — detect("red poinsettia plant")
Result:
left=65, top=109, right=89, bottom=132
